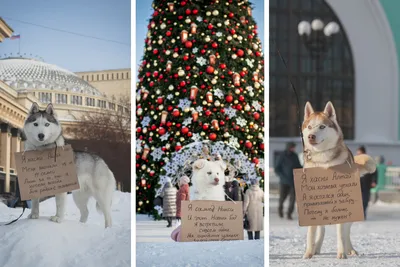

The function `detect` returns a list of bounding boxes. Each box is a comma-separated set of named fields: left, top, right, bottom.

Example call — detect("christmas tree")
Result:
left=136, top=0, right=265, bottom=218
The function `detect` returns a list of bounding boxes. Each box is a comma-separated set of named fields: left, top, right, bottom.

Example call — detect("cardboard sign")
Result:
left=14, top=144, right=80, bottom=200
left=293, top=163, right=364, bottom=226
left=180, top=200, right=244, bottom=242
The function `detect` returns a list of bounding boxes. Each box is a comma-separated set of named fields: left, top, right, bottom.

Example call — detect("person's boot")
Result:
left=255, top=231, right=260, bottom=240
left=278, top=209, right=283, bottom=218
left=287, top=214, right=293, bottom=220
left=247, top=231, right=254, bottom=240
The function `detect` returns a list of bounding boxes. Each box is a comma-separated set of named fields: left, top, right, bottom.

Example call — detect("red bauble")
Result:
left=253, top=112, right=260, bottom=120
left=185, top=41, right=193, bottom=48
left=175, top=144, right=182, bottom=151
left=203, top=124, right=209, bottom=130
left=206, top=66, right=215, bottom=74
left=230, top=29, right=236, bottom=35
left=167, top=106, right=173, bottom=111
left=219, top=63, right=226, bottom=69
left=225, top=95, right=233, bottom=103
left=252, top=158, right=259, bottom=164
left=255, top=51, right=261, bottom=57
left=153, top=49, right=159, bottom=55
left=188, top=132, right=193, bottom=137
left=185, top=9, right=191, bottom=15
left=239, top=95, right=245, bottom=102
left=208, top=24, right=213, bottom=30
left=219, top=121, right=225, bottom=126
left=186, top=65, right=191, bottom=70
left=181, top=127, right=189, bottom=135
left=173, top=109, right=180, bottom=117
left=212, top=42, right=218, bottom=48
left=137, top=127, right=142, bottom=133
left=260, top=143, right=264, bottom=150
left=209, top=133, right=217, bottom=141
left=166, top=121, right=172, bottom=127
left=240, top=71, right=246, bottom=77
left=193, top=9, right=198, bottom=15
left=145, top=72, right=151, bottom=77
left=153, top=71, right=159, bottom=77
left=158, top=128, right=166, bottom=135
left=205, top=110, right=212, bottom=116
left=245, top=141, right=253, bottom=149
left=166, top=31, right=172, bottom=37
left=201, top=49, right=206, bottom=54
left=183, top=54, right=189, bottom=60
left=228, top=12, right=234, bottom=18
left=157, top=97, right=163, bottom=104
left=180, top=81, right=186, bottom=87
left=181, top=1, right=186, bottom=6
left=237, top=49, right=244, bottom=57
left=151, top=125, right=157, bottom=131
left=149, top=81, right=155, bottom=87
left=236, top=104, right=242, bottom=110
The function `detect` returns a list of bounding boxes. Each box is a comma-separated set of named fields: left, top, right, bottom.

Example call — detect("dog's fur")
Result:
left=190, top=158, right=226, bottom=201
left=301, top=101, right=376, bottom=259
left=23, top=102, right=116, bottom=228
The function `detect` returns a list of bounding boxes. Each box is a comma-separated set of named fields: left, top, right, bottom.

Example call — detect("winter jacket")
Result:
left=231, top=181, right=244, bottom=202
left=161, top=182, right=177, bottom=218
left=243, top=184, right=264, bottom=231
left=274, top=151, right=302, bottom=186
left=176, top=183, right=190, bottom=218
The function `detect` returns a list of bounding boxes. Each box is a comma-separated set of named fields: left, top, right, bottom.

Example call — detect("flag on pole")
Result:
left=10, top=34, right=20, bottom=40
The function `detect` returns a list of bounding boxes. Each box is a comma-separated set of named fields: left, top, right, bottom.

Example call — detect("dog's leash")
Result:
left=3, top=201, right=26, bottom=226
left=272, top=39, right=310, bottom=159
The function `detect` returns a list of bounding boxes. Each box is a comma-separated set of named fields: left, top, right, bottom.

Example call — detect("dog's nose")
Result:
left=308, top=134, right=316, bottom=141
left=214, top=178, right=219, bottom=183
left=38, top=133, right=44, bottom=140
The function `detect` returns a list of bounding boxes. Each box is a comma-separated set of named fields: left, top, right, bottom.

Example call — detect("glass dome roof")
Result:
left=0, top=58, right=103, bottom=96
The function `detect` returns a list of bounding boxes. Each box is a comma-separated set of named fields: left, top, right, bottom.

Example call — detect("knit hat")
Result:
left=250, top=179, right=259, bottom=186
left=179, top=176, right=190, bottom=185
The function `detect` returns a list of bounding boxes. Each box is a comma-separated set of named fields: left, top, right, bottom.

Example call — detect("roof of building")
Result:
left=0, top=57, right=103, bottom=96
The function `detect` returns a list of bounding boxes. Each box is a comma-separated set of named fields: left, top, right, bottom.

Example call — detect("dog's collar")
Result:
left=304, top=147, right=340, bottom=163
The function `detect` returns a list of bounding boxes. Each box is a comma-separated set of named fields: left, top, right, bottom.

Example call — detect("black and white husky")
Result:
left=23, top=102, right=116, bottom=228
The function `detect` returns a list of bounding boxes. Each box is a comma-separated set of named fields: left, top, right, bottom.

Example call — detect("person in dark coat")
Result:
left=160, top=178, right=177, bottom=227
left=231, top=180, right=244, bottom=202
left=274, top=142, right=302, bottom=220
left=357, top=146, right=377, bottom=219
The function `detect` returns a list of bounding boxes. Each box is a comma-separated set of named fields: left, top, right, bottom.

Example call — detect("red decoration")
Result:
left=209, top=133, right=217, bottom=141
left=205, top=110, right=212, bottom=116
left=212, top=42, right=218, bottom=48
left=153, top=49, right=159, bottom=55
left=220, top=63, right=226, bottom=69
left=193, top=9, right=198, bottom=15
left=157, top=97, right=164, bottom=104
left=233, top=73, right=241, bottom=86
left=181, top=30, right=188, bottom=43
left=185, top=9, right=191, bottom=15
left=225, top=94, right=233, bottom=103
left=211, top=119, right=220, bottom=131
left=166, top=31, right=172, bottom=37
left=192, top=110, right=199, bottom=122
left=181, top=127, right=189, bottom=135
left=253, top=112, right=260, bottom=120
left=203, top=124, right=209, bottom=130
left=206, top=92, right=213, bottom=103
left=158, top=127, right=166, bottom=135
left=190, top=23, right=197, bottom=34
left=245, top=141, right=253, bottom=149
left=209, top=54, right=216, bottom=65
left=228, top=12, right=234, bottom=18
left=173, top=109, right=180, bottom=117
left=180, top=81, right=186, bottom=87
left=185, top=41, right=193, bottom=48
left=166, top=61, right=172, bottom=72
left=239, top=95, right=245, bottom=102
left=175, top=143, right=182, bottom=151
left=208, top=24, right=213, bottom=30
left=206, top=66, right=215, bottom=74
left=190, top=86, right=199, bottom=100
left=237, top=49, right=244, bottom=57
left=183, top=54, right=189, bottom=61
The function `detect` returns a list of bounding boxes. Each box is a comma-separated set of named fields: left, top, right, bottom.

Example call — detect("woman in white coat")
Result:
left=243, top=179, right=264, bottom=240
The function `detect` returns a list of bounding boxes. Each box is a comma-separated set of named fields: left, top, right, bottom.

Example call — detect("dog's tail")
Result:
left=354, top=154, right=377, bottom=176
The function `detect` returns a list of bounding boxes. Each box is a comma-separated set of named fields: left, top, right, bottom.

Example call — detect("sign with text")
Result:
left=180, top=200, right=244, bottom=242
left=14, top=145, right=80, bottom=200
left=293, top=164, right=364, bottom=226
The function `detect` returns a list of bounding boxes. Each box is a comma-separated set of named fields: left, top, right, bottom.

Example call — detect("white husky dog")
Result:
left=23, top=102, right=116, bottom=228
left=301, top=101, right=376, bottom=259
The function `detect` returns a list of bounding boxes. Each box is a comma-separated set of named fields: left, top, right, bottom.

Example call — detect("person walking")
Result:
left=176, top=175, right=190, bottom=223
left=357, top=146, right=377, bottom=219
left=243, top=179, right=264, bottom=240
left=160, top=178, right=177, bottom=227
left=274, top=142, right=302, bottom=220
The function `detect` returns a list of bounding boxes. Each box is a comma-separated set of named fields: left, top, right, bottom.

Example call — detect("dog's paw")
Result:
left=302, top=252, right=314, bottom=259
left=50, top=215, right=63, bottom=223
left=337, top=252, right=347, bottom=259
left=347, top=249, right=358, bottom=256
left=28, top=213, right=39, bottom=219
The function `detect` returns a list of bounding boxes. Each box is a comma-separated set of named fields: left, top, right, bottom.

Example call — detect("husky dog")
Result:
left=23, top=102, right=116, bottom=228
left=301, top=101, right=376, bottom=259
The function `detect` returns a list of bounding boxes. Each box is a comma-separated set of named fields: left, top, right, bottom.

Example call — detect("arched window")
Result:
left=269, top=0, right=354, bottom=139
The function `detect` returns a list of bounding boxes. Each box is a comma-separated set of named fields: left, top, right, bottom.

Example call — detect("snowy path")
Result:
left=0, top=192, right=131, bottom=267
left=136, top=214, right=264, bottom=267
left=269, top=194, right=400, bottom=266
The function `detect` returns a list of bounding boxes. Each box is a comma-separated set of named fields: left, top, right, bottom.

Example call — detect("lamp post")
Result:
left=298, top=19, right=340, bottom=110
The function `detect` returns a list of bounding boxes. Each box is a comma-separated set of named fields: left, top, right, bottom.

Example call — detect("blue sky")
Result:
left=0, top=0, right=130, bottom=72
left=135, top=0, right=265, bottom=70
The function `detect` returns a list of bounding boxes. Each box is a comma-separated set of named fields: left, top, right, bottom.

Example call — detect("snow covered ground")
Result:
left=136, top=214, right=264, bottom=267
left=269, top=194, right=400, bottom=266
left=0, top=191, right=131, bottom=267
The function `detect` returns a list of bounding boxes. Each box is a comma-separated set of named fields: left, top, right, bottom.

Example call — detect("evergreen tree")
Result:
left=136, top=0, right=265, bottom=217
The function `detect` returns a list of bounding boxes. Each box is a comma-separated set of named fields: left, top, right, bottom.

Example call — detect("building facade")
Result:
left=270, top=0, right=400, bottom=166
left=0, top=57, right=130, bottom=193
left=76, top=69, right=131, bottom=98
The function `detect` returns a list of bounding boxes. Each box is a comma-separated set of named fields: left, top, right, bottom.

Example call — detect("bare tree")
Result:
left=68, top=95, right=131, bottom=191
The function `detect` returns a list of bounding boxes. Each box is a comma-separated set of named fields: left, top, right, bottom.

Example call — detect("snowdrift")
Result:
left=0, top=191, right=131, bottom=267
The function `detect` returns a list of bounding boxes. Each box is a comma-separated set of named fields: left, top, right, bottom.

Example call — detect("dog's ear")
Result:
left=323, top=101, right=336, bottom=120
left=45, top=103, right=55, bottom=115
left=193, top=159, right=206, bottom=170
left=29, top=102, right=40, bottom=114
left=304, top=102, right=314, bottom=120
left=215, top=159, right=227, bottom=173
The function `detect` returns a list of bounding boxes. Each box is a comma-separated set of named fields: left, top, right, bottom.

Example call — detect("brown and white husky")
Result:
left=301, top=101, right=376, bottom=259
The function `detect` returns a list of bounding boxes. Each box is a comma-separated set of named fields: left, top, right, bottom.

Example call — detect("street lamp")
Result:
left=298, top=19, right=340, bottom=110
